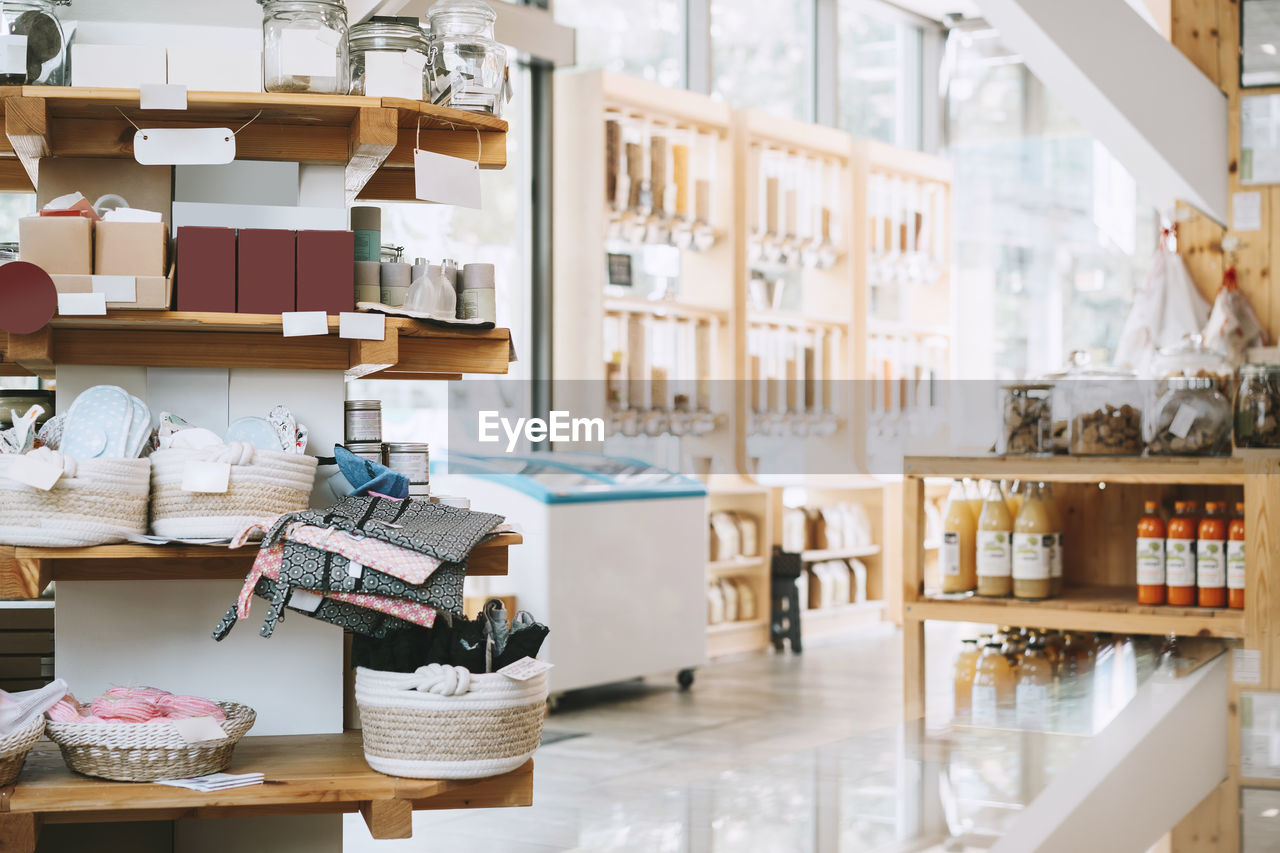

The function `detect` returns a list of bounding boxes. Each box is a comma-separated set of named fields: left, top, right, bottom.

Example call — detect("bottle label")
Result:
left=941, top=531, right=961, bottom=577
left=1197, top=539, right=1226, bottom=588
left=1166, top=538, right=1195, bottom=586
left=1012, top=533, right=1051, bottom=580
left=1016, top=683, right=1050, bottom=728
left=1052, top=533, right=1063, bottom=579
left=1136, top=537, right=1165, bottom=586
left=977, top=530, right=1011, bottom=578
left=1228, top=540, right=1246, bottom=590
left=971, top=684, right=998, bottom=726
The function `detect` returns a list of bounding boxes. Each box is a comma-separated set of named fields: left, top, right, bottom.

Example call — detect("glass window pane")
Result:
left=711, top=0, right=814, bottom=121
left=838, top=2, right=920, bottom=147
left=554, top=0, right=685, bottom=88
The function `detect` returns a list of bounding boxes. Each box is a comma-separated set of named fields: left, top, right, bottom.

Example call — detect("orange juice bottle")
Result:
left=953, top=638, right=981, bottom=714
left=1228, top=502, right=1245, bottom=610
left=1197, top=502, right=1227, bottom=608
left=1136, top=500, right=1166, bottom=605
left=1165, top=501, right=1197, bottom=607
left=972, top=641, right=1015, bottom=726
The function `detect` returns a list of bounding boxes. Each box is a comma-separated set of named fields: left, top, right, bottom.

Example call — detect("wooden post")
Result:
left=359, top=799, right=413, bottom=840
left=902, top=473, right=926, bottom=721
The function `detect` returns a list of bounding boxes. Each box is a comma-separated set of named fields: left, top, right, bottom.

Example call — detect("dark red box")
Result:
left=237, top=229, right=296, bottom=314
left=175, top=226, right=236, bottom=312
left=295, top=230, right=354, bottom=314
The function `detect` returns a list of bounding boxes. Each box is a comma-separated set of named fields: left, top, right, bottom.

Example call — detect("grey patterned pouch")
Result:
left=212, top=575, right=414, bottom=641
left=277, top=540, right=466, bottom=615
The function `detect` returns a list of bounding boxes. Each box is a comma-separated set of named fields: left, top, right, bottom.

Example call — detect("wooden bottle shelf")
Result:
left=0, top=87, right=507, bottom=202
left=3, top=312, right=512, bottom=379
left=0, top=533, right=521, bottom=599
left=904, top=455, right=1246, bottom=485
left=0, top=733, right=532, bottom=851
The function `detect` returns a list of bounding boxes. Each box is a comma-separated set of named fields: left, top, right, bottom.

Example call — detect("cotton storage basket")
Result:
left=44, top=702, right=256, bottom=782
left=0, top=714, right=45, bottom=786
left=355, top=666, right=548, bottom=780
left=0, top=455, right=150, bottom=546
left=149, top=444, right=317, bottom=539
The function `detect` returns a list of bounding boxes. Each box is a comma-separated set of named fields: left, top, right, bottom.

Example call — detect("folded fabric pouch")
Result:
left=261, top=495, right=504, bottom=565
left=285, top=523, right=443, bottom=585
left=212, top=575, right=415, bottom=641
left=278, top=540, right=466, bottom=616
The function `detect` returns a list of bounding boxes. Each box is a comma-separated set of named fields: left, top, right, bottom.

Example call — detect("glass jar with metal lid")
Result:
left=349, top=16, right=428, bottom=99
left=0, top=1, right=69, bottom=85
left=1145, top=376, right=1231, bottom=456
left=1235, top=364, right=1280, bottom=448
left=344, top=441, right=384, bottom=464
left=344, top=399, right=381, bottom=443
left=260, top=0, right=350, bottom=95
left=385, top=442, right=429, bottom=485
left=425, top=0, right=508, bottom=116
left=998, top=383, right=1053, bottom=456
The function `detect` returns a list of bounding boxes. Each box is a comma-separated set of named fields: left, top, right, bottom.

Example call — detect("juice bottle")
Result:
left=1013, top=483, right=1053, bottom=600
left=1006, top=480, right=1024, bottom=518
left=977, top=481, right=1013, bottom=597
left=1136, top=500, right=1166, bottom=605
left=953, top=638, right=981, bottom=714
left=971, top=641, right=1015, bottom=726
left=963, top=478, right=984, bottom=523
left=1197, top=501, right=1227, bottom=608
left=1165, top=501, right=1197, bottom=606
left=1228, top=501, right=1245, bottom=610
left=1042, top=482, right=1065, bottom=596
left=940, top=480, right=978, bottom=594
left=1016, top=639, right=1055, bottom=730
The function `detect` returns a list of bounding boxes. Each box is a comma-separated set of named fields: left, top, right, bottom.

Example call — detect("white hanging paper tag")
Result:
left=8, top=452, right=64, bottom=491
left=91, top=275, right=137, bottom=303
left=414, top=148, right=482, bottom=209
left=346, top=560, right=364, bottom=579
left=281, top=27, right=340, bottom=77
left=169, top=716, right=228, bottom=744
left=182, top=460, right=231, bottom=493
left=1169, top=405, right=1198, bottom=439
left=0, top=35, right=26, bottom=75
left=134, top=128, right=236, bottom=166
left=497, top=657, right=554, bottom=681
left=281, top=311, right=329, bottom=337
left=140, top=84, right=188, bottom=110
left=339, top=312, right=386, bottom=341
left=289, top=589, right=324, bottom=613
left=57, top=292, right=107, bottom=316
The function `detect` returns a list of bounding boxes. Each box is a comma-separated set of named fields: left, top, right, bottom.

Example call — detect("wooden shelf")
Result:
left=5, top=312, right=512, bottom=379
left=800, top=600, right=886, bottom=638
left=747, top=309, right=851, bottom=331
left=905, top=585, right=1245, bottom=639
left=0, top=87, right=507, bottom=202
left=0, top=533, right=520, bottom=599
left=904, top=455, right=1245, bottom=485
left=707, top=555, right=766, bottom=576
left=602, top=296, right=729, bottom=323
left=801, top=545, right=881, bottom=562
left=706, top=617, right=768, bottom=658
left=0, top=733, right=532, bottom=851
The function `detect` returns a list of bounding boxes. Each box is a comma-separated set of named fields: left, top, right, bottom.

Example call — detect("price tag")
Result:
left=281, top=311, right=329, bottom=337
left=496, top=657, right=554, bottom=681
left=134, top=128, right=236, bottom=166
left=288, top=589, right=323, bottom=613
left=169, top=716, right=228, bottom=744
left=1235, top=649, right=1263, bottom=685
left=1169, top=404, right=1198, bottom=439
left=91, top=275, right=137, bottom=303
left=346, top=560, right=364, bottom=579
left=8, top=452, right=63, bottom=490
left=140, top=83, right=188, bottom=110
left=339, top=311, right=385, bottom=341
left=365, top=51, right=423, bottom=100
left=414, top=149, right=482, bottom=209
left=182, top=460, right=231, bottom=493
left=57, top=292, right=107, bottom=316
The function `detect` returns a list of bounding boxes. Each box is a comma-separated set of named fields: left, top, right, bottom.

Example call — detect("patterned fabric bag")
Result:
left=276, top=541, right=466, bottom=615
left=212, top=575, right=415, bottom=640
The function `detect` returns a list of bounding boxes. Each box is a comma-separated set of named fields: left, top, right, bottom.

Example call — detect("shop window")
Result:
left=553, top=0, right=685, bottom=88
left=837, top=1, right=923, bottom=149
left=710, top=0, right=814, bottom=121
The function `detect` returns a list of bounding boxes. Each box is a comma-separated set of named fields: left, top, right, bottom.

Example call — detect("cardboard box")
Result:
left=94, top=221, right=168, bottom=276
left=70, top=43, right=168, bottom=89
left=52, top=274, right=172, bottom=310
left=237, top=229, right=295, bottom=314
left=175, top=226, right=236, bottom=312
left=19, top=216, right=92, bottom=275
left=165, top=47, right=263, bottom=93
left=38, top=159, right=174, bottom=228
left=296, top=230, right=354, bottom=314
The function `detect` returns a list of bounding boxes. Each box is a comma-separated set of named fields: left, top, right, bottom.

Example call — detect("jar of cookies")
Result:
left=1067, top=364, right=1145, bottom=456
left=998, top=383, right=1053, bottom=456
left=1150, top=334, right=1233, bottom=396
left=1235, top=363, right=1280, bottom=448
left=1145, top=376, right=1231, bottom=456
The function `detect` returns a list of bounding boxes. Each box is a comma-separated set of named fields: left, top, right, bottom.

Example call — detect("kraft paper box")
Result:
left=19, top=216, right=92, bottom=275
left=95, top=221, right=168, bottom=276
left=38, top=159, right=174, bottom=228
left=51, top=274, right=172, bottom=310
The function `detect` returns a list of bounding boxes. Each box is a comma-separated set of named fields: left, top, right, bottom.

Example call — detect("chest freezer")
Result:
left=434, top=452, right=708, bottom=694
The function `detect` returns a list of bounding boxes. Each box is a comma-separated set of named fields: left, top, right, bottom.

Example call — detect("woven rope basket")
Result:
left=355, top=667, right=548, bottom=779
left=150, top=445, right=317, bottom=539
left=0, top=456, right=150, bottom=546
left=45, top=702, right=256, bottom=782
left=0, top=714, right=45, bottom=786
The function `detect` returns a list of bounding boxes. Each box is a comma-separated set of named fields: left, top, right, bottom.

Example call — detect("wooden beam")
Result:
left=346, top=324, right=400, bottom=378
left=359, top=799, right=413, bottom=840
left=0, top=157, right=32, bottom=192
left=0, top=812, right=39, bottom=853
left=386, top=128, right=507, bottom=169
left=346, top=107, right=399, bottom=204
left=5, top=97, right=48, bottom=189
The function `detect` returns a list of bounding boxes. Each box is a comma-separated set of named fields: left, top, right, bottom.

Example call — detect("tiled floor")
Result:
left=344, top=623, right=990, bottom=852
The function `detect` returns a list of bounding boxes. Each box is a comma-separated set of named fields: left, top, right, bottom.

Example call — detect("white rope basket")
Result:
left=0, top=456, right=150, bottom=546
left=355, top=665, right=548, bottom=780
left=149, top=444, right=317, bottom=539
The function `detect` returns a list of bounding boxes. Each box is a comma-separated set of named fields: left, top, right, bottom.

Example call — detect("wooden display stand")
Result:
left=704, top=476, right=772, bottom=658
left=0, top=86, right=528, bottom=852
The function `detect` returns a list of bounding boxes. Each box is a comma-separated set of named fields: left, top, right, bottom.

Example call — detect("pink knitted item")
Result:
left=48, top=688, right=229, bottom=724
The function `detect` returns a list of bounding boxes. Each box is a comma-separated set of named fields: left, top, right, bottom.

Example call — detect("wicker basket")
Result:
left=149, top=444, right=317, bottom=539
left=44, top=702, right=256, bottom=782
left=0, top=456, right=150, bottom=546
left=356, top=666, right=547, bottom=780
left=0, top=714, right=45, bottom=786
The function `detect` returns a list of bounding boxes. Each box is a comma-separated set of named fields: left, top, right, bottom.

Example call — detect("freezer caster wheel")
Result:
left=677, top=669, right=695, bottom=690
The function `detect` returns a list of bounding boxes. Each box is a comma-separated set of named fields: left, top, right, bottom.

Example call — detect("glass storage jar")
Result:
left=1145, top=376, right=1231, bottom=456
left=0, top=0, right=68, bottom=85
left=1150, top=333, right=1233, bottom=395
left=998, top=383, right=1053, bottom=456
left=1067, top=364, right=1145, bottom=455
left=349, top=16, right=428, bottom=99
left=1235, top=363, right=1280, bottom=448
left=425, top=0, right=508, bottom=116
left=260, top=0, right=349, bottom=95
